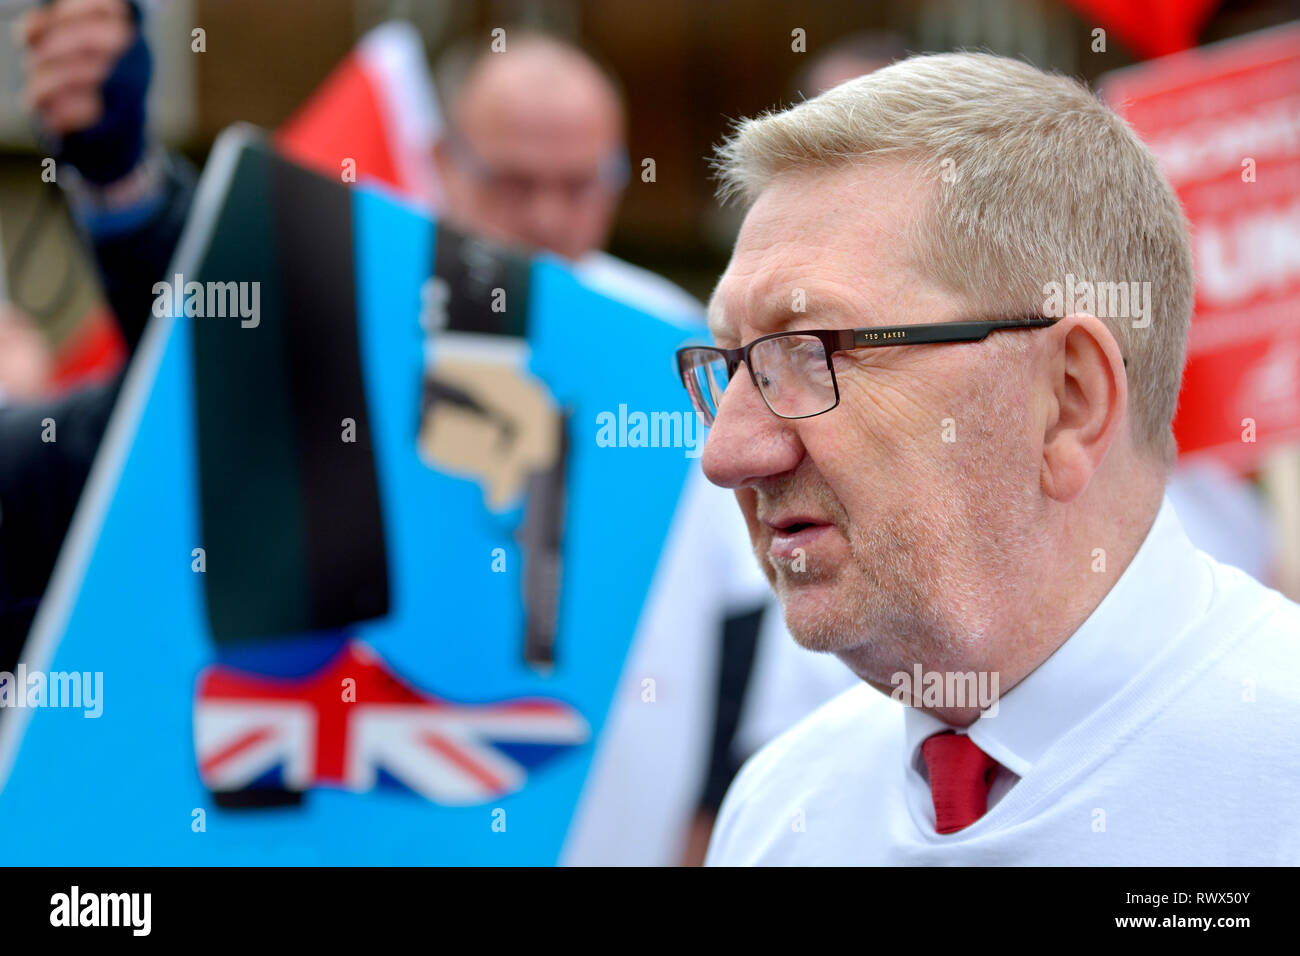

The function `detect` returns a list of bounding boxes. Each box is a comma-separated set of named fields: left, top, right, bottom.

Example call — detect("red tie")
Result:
left=921, top=731, right=998, bottom=834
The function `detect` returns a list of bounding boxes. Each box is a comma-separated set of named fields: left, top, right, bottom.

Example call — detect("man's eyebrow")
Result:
left=706, top=287, right=870, bottom=343
left=754, top=291, right=860, bottom=332
left=705, top=288, right=730, bottom=341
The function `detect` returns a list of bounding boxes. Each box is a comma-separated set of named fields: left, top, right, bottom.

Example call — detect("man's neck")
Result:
left=860, top=474, right=1166, bottom=727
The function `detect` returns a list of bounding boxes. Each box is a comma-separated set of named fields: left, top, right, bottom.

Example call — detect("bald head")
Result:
left=451, top=36, right=623, bottom=140
left=434, top=33, right=627, bottom=260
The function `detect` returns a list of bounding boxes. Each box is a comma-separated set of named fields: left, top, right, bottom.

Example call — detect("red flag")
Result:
left=276, top=21, right=444, bottom=209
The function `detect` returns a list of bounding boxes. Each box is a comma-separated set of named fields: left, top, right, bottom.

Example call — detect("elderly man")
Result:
left=681, top=52, right=1300, bottom=865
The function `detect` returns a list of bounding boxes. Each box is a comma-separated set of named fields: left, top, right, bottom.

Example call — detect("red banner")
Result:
left=1101, top=22, right=1300, bottom=474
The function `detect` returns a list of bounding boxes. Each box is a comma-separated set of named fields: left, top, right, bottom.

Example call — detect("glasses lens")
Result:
left=678, top=348, right=729, bottom=425
left=749, top=334, right=836, bottom=418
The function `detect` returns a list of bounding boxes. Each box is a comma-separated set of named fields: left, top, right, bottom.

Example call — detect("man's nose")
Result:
left=522, top=188, right=574, bottom=250
left=701, top=366, right=804, bottom=489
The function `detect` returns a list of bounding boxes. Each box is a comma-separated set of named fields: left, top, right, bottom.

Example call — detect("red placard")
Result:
left=1065, top=0, right=1219, bottom=59
left=1100, top=22, right=1300, bottom=474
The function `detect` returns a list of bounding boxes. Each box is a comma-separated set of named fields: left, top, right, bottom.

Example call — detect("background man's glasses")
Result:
left=676, top=317, right=1059, bottom=425
left=444, top=126, right=630, bottom=206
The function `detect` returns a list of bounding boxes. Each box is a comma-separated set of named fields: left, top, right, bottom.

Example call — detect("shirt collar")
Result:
left=903, top=494, right=1213, bottom=778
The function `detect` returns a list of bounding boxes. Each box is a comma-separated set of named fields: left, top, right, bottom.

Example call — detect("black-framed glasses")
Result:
left=676, top=317, right=1060, bottom=425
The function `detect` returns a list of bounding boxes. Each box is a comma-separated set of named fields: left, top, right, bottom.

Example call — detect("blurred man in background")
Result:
left=431, top=31, right=700, bottom=318
left=792, top=30, right=909, bottom=95
left=7, top=1, right=769, bottom=866
left=426, top=30, right=773, bottom=866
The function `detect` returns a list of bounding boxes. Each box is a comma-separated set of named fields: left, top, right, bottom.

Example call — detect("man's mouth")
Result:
left=763, top=515, right=835, bottom=560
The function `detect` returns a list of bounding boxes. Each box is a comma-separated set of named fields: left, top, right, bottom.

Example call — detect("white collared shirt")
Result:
left=705, top=495, right=1300, bottom=865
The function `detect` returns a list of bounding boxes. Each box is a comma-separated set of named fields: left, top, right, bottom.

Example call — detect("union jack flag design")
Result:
left=194, top=640, right=590, bottom=804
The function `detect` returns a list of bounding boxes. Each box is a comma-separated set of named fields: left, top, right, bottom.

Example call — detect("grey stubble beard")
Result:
left=762, top=380, right=1045, bottom=686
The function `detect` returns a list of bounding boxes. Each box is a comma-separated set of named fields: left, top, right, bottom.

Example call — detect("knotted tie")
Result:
left=921, top=731, right=998, bottom=834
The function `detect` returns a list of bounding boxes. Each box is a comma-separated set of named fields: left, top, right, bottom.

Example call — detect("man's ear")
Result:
left=1039, top=313, right=1128, bottom=502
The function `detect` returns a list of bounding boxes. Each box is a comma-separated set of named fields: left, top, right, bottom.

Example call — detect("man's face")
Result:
left=702, top=163, right=1045, bottom=680
left=436, top=69, right=624, bottom=262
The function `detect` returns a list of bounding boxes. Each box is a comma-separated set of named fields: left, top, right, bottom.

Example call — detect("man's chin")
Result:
left=774, top=576, right=860, bottom=653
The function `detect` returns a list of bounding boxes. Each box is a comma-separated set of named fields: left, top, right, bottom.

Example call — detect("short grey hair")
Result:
left=714, top=52, right=1194, bottom=462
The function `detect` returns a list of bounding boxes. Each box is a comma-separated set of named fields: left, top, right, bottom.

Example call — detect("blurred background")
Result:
left=0, top=0, right=1297, bottom=866
left=0, top=0, right=1295, bottom=321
